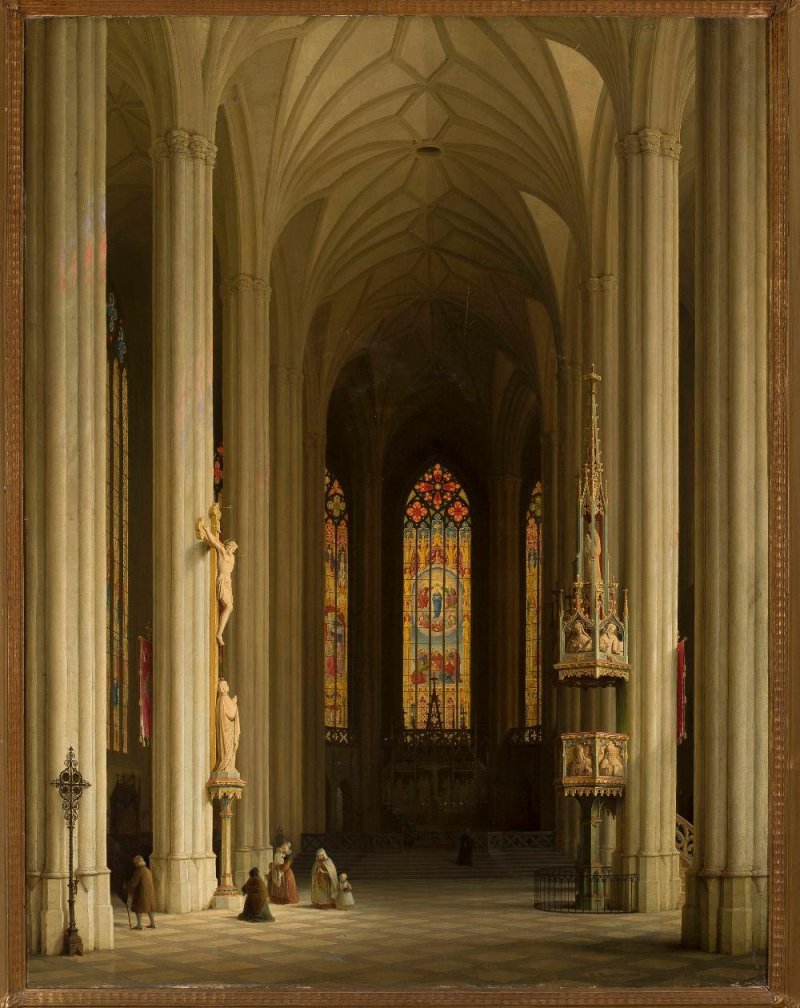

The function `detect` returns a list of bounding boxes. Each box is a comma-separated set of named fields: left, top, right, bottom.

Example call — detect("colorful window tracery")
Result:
left=403, top=463, right=471, bottom=730
left=107, top=292, right=129, bottom=752
left=324, top=471, right=349, bottom=728
left=525, top=481, right=543, bottom=728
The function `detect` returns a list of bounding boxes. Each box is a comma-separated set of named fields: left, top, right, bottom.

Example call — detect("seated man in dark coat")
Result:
left=126, top=855, right=156, bottom=929
left=238, top=867, right=274, bottom=922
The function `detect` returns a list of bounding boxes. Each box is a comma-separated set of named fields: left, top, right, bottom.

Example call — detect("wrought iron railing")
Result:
left=325, top=726, right=358, bottom=745
left=300, top=832, right=403, bottom=854
left=676, top=814, right=694, bottom=865
left=486, top=830, right=554, bottom=851
left=391, top=728, right=475, bottom=751
left=508, top=725, right=543, bottom=745
left=533, top=868, right=639, bottom=913
left=386, top=729, right=473, bottom=753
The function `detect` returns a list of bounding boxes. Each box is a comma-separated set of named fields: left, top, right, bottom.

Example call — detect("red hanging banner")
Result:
left=139, top=634, right=153, bottom=746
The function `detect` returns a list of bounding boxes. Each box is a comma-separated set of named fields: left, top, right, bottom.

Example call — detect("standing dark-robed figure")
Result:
left=456, top=830, right=474, bottom=866
left=126, top=855, right=156, bottom=929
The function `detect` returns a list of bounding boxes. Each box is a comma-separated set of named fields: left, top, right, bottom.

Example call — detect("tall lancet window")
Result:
left=107, top=292, right=129, bottom=752
left=324, top=471, right=349, bottom=728
left=403, top=463, right=472, bottom=730
left=525, top=481, right=543, bottom=727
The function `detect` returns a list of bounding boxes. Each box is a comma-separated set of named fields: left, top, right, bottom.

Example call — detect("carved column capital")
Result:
left=150, top=129, right=217, bottom=166
left=167, top=128, right=190, bottom=157
left=638, top=127, right=664, bottom=154
left=584, top=275, right=618, bottom=295
left=494, top=470, right=522, bottom=485
left=272, top=364, right=303, bottom=387
left=599, top=274, right=617, bottom=293
left=616, top=128, right=681, bottom=161
left=303, top=431, right=324, bottom=451
left=149, top=136, right=169, bottom=162
left=660, top=135, right=681, bottom=161
left=221, top=274, right=271, bottom=300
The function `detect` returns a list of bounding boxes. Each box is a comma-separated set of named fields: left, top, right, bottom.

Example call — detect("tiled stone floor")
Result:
left=28, top=860, right=767, bottom=992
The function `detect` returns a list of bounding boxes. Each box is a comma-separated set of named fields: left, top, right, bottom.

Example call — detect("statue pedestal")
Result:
left=207, top=773, right=245, bottom=910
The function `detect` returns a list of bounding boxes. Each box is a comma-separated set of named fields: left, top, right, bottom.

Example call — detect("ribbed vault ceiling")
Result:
left=250, top=17, right=607, bottom=355
left=107, top=15, right=695, bottom=451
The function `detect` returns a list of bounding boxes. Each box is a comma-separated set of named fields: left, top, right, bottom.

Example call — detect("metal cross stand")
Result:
left=50, top=747, right=91, bottom=956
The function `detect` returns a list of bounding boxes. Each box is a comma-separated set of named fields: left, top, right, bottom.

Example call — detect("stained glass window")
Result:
left=107, top=292, right=129, bottom=752
left=324, top=471, right=348, bottom=728
left=403, top=463, right=471, bottom=730
left=524, top=481, right=543, bottom=728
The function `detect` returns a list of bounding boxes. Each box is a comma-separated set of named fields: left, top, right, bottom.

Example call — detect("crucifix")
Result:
left=50, top=748, right=91, bottom=956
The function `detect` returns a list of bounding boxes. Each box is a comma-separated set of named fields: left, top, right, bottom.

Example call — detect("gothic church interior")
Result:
left=24, top=12, right=768, bottom=989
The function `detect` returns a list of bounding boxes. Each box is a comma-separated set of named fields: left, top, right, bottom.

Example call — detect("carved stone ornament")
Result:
left=555, top=368, right=631, bottom=687
left=556, top=731, right=628, bottom=800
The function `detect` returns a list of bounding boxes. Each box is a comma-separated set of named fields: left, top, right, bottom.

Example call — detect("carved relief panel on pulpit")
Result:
left=557, top=731, right=628, bottom=798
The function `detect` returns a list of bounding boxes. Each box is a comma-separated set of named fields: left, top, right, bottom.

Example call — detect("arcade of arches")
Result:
left=24, top=12, right=768, bottom=971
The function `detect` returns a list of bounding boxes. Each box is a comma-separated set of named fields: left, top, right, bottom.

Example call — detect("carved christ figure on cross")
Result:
left=197, top=504, right=238, bottom=646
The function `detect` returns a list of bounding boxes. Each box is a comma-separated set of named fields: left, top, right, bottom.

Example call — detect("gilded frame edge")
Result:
left=0, top=2, right=793, bottom=1006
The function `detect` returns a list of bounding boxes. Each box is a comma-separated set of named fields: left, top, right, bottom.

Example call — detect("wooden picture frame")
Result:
left=0, top=1, right=796, bottom=1005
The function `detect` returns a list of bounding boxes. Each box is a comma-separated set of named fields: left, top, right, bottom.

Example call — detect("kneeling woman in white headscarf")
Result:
left=311, top=848, right=339, bottom=909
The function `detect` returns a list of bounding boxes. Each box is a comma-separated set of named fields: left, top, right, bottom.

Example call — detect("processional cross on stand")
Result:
left=50, top=747, right=91, bottom=956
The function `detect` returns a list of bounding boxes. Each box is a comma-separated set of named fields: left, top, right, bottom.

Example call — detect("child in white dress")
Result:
left=336, top=872, right=355, bottom=909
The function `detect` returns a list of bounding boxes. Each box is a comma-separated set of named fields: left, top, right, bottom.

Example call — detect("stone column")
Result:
left=24, top=17, right=113, bottom=955
left=490, top=473, right=523, bottom=743
left=269, top=364, right=305, bottom=842
left=302, top=429, right=327, bottom=833
left=488, top=472, right=522, bottom=827
left=538, top=432, right=559, bottom=833
left=554, top=364, right=582, bottom=859
left=149, top=127, right=217, bottom=913
left=355, top=470, right=384, bottom=831
left=221, top=275, right=272, bottom=883
left=682, top=20, right=768, bottom=955
left=615, top=126, right=681, bottom=911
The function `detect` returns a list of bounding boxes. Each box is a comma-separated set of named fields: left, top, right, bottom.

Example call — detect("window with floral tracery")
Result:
left=324, top=471, right=348, bottom=728
left=403, top=463, right=471, bottom=730
left=524, top=481, right=543, bottom=728
left=107, top=292, right=129, bottom=752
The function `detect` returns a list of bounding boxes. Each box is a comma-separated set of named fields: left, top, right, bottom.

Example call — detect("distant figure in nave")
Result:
left=125, top=855, right=156, bottom=930
left=456, top=829, right=474, bottom=866
left=311, top=848, right=339, bottom=909
left=336, top=873, right=355, bottom=909
left=270, top=842, right=299, bottom=905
